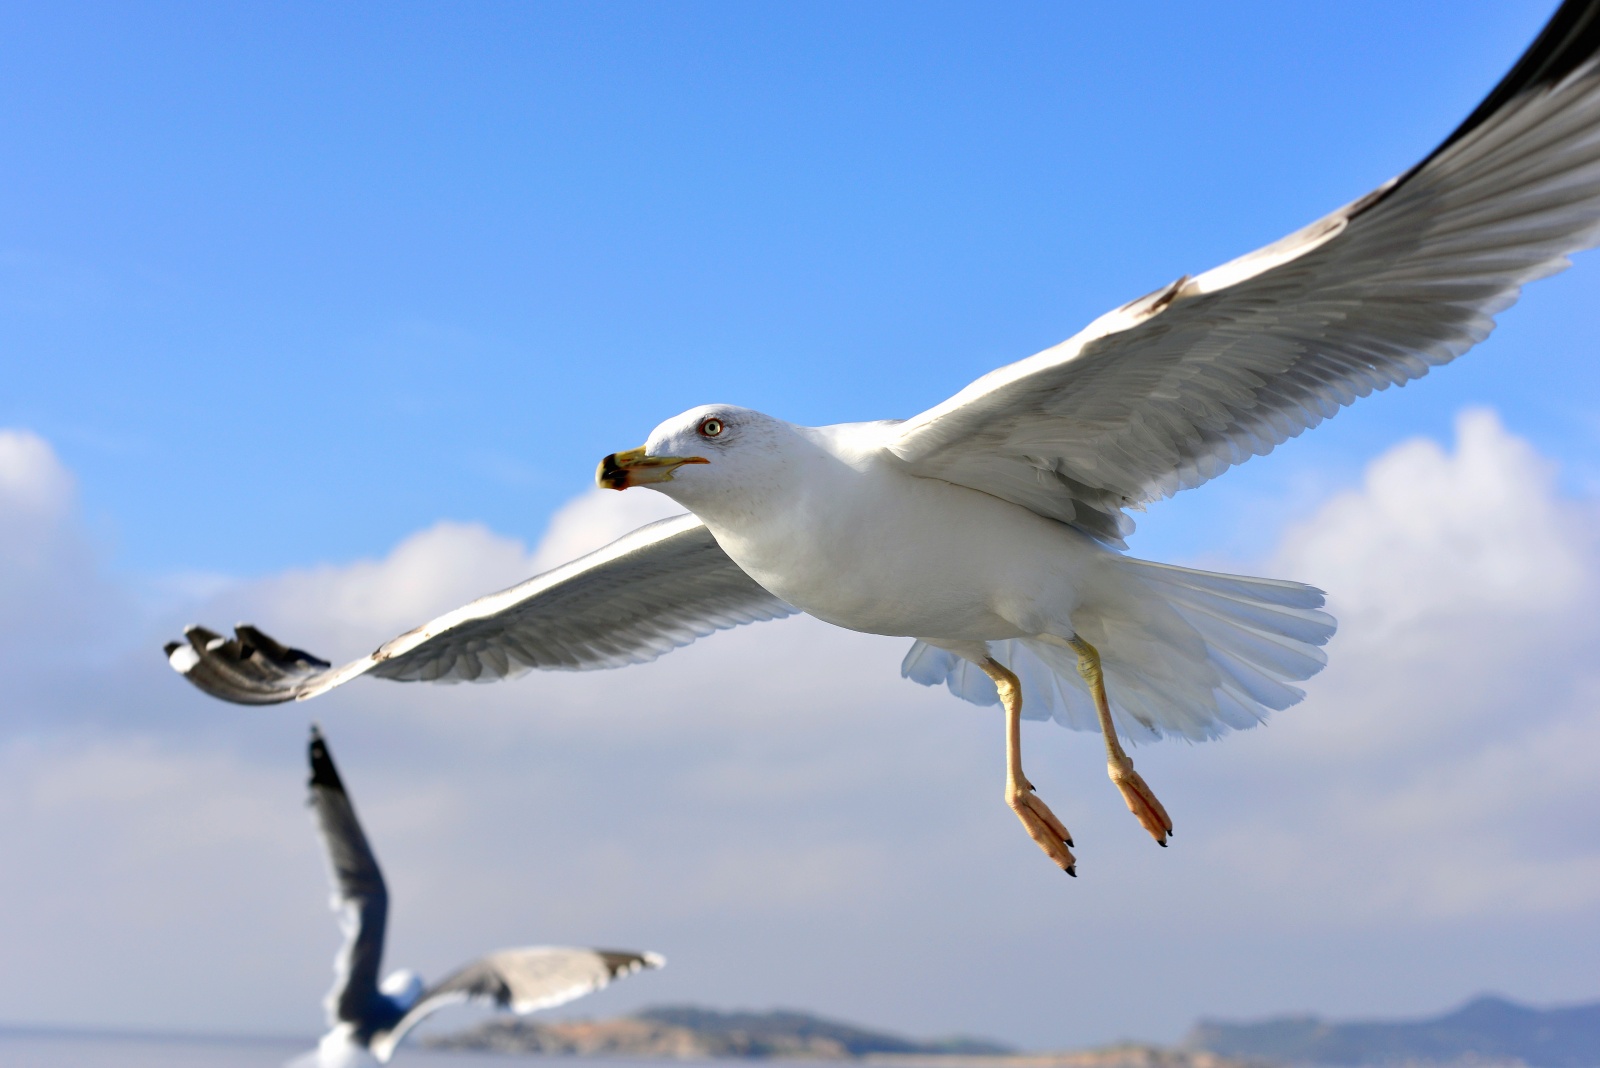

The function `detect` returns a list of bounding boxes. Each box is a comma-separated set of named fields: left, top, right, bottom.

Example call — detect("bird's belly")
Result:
left=762, top=559, right=1016, bottom=638
left=709, top=475, right=1100, bottom=641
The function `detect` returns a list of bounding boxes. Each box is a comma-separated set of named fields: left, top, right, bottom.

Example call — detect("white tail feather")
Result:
left=901, top=558, right=1336, bottom=742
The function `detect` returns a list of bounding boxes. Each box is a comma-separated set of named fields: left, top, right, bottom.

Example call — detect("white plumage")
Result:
left=902, top=559, right=1333, bottom=742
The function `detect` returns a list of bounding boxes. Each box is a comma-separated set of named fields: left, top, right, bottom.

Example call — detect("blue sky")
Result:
left=4, top=0, right=1595, bottom=575
left=2, top=0, right=1599, bottom=1050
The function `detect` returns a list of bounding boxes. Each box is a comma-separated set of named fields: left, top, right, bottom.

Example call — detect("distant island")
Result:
left=423, top=1005, right=1262, bottom=1067
left=1185, top=994, right=1600, bottom=1067
left=425, top=995, right=1600, bottom=1066
left=425, top=1005, right=1009, bottom=1060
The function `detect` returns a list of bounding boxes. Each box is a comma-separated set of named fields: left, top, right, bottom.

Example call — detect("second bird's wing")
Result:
left=885, top=0, right=1600, bottom=546
left=307, top=727, right=389, bottom=1032
left=368, top=947, right=663, bottom=1062
left=164, top=514, right=795, bottom=705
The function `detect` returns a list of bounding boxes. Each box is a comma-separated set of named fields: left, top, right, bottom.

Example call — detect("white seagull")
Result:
left=294, top=726, right=662, bottom=1065
left=171, top=2, right=1600, bottom=875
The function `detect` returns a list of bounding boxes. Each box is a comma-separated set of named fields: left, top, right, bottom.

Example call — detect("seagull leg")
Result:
left=977, top=657, right=1077, bottom=875
left=1067, top=637, right=1173, bottom=846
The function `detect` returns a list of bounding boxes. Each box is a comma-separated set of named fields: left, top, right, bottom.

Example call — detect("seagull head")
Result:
left=598, top=405, right=791, bottom=507
left=378, top=968, right=425, bottom=1011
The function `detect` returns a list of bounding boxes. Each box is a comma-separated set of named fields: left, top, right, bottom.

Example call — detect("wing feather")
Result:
left=306, top=728, right=389, bottom=1030
left=164, top=514, right=794, bottom=705
left=368, top=948, right=662, bottom=1062
left=885, top=0, right=1600, bottom=546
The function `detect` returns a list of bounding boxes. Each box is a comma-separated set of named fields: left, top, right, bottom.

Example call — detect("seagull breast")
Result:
left=658, top=418, right=1104, bottom=642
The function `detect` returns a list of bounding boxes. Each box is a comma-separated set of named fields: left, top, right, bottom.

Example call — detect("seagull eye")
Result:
left=698, top=418, right=724, bottom=438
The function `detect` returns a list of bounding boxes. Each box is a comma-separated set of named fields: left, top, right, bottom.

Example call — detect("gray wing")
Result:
left=369, top=947, right=664, bottom=1062
left=307, top=726, right=389, bottom=1031
left=164, top=514, right=795, bottom=705
left=886, top=0, right=1600, bottom=547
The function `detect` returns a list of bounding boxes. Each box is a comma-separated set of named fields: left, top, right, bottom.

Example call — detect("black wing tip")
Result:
left=1387, top=0, right=1600, bottom=200
left=162, top=622, right=333, bottom=706
left=1479, top=0, right=1600, bottom=103
left=308, top=725, right=346, bottom=792
left=598, top=949, right=666, bottom=975
left=235, top=623, right=333, bottom=671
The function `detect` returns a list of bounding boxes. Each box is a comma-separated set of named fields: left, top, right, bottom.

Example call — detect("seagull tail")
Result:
left=901, top=559, right=1337, bottom=742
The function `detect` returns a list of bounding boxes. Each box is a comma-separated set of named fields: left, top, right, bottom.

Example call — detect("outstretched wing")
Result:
left=307, top=727, right=389, bottom=1031
left=369, top=947, right=663, bottom=1063
left=885, top=0, right=1600, bottom=547
left=164, top=514, right=795, bottom=705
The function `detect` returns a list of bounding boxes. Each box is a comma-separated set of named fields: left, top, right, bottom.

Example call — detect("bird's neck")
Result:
left=689, top=440, right=886, bottom=583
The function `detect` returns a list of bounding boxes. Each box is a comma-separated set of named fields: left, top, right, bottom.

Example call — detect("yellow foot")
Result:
left=1109, top=761, right=1173, bottom=846
left=1007, top=782, right=1077, bottom=876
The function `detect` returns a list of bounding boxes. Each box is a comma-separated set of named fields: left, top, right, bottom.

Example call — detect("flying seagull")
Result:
left=295, top=726, right=662, bottom=1065
left=171, top=2, right=1600, bottom=875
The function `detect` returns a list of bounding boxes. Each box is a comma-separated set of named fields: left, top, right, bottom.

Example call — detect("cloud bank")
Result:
left=0, top=410, right=1595, bottom=1047
left=0, top=430, right=116, bottom=667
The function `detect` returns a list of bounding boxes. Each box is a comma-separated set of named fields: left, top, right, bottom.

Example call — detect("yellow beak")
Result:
left=596, top=446, right=709, bottom=490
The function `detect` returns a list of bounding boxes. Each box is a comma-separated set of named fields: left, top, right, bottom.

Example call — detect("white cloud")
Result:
left=1276, top=408, right=1592, bottom=638
left=1260, top=409, right=1597, bottom=759
left=211, top=489, right=686, bottom=660
left=0, top=428, right=120, bottom=668
left=0, top=735, right=326, bottom=1031
left=2, top=414, right=1598, bottom=1047
left=528, top=488, right=686, bottom=573
left=1180, top=409, right=1600, bottom=923
left=249, top=521, right=537, bottom=652
left=0, top=428, right=74, bottom=520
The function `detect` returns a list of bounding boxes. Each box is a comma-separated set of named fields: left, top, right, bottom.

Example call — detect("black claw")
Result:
left=1158, top=839, right=1168, bottom=848
left=1065, top=838, right=1075, bottom=848
left=1065, top=865, right=1077, bottom=877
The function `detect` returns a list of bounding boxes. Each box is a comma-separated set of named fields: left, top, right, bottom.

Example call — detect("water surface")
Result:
left=0, top=1030, right=677, bottom=1068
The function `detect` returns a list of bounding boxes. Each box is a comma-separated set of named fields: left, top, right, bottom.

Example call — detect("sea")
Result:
left=0, top=1029, right=658, bottom=1068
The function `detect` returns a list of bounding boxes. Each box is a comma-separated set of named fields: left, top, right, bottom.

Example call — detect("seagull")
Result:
left=171, top=1, right=1600, bottom=875
left=293, top=726, right=663, bottom=1065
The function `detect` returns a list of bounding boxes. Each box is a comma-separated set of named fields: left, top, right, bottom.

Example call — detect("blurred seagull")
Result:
left=293, top=727, right=662, bottom=1066
left=172, top=1, right=1600, bottom=875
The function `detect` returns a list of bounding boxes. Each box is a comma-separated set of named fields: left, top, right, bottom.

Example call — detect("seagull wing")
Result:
left=885, top=0, right=1600, bottom=546
left=368, top=947, right=663, bottom=1063
left=307, top=727, right=389, bottom=1032
left=164, top=514, right=795, bottom=705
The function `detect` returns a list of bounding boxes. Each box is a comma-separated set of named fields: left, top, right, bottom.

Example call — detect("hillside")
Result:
left=424, top=1005, right=1013, bottom=1059
left=422, top=1006, right=1260, bottom=1065
left=1185, top=994, right=1600, bottom=1067
left=422, top=1004, right=1260, bottom=1061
